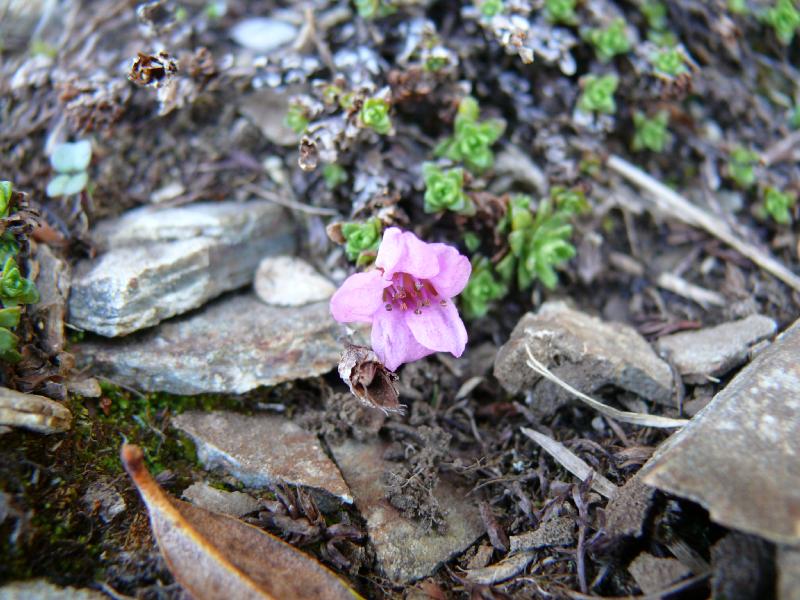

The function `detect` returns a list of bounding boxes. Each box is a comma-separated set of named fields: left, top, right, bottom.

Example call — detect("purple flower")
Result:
left=330, top=227, right=471, bottom=371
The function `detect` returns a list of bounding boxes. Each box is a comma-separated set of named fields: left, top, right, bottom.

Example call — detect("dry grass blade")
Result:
left=564, top=571, right=711, bottom=600
left=607, top=155, right=800, bottom=292
left=525, top=345, right=688, bottom=429
left=520, top=428, right=618, bottom=500
left=120, top=444, right=362, bottom=600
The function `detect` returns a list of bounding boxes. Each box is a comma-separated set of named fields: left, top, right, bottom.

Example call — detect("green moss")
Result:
left=0, top=385, right=245, bottom=587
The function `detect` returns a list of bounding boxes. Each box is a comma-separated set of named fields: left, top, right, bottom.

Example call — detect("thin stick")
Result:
left=521, top=427, right=619, bottom=499
left=525, top=345, right=688, bottom=429
left=607, top=155, right=800, bottom=292
left=244, top=184, right=340, bottom=216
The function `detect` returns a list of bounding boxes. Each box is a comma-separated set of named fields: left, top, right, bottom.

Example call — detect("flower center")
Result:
left=382, top=272, right=445, bottom=314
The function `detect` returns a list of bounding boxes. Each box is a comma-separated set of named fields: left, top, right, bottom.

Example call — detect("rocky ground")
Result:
left=1, top=0, right=800, bottom=598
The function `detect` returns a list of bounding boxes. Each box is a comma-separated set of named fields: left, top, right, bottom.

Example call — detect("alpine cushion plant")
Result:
left=461, top=256, right=507, bottom=319
left=423, top=163, right=474, bottom=215
left=330, top=228, right=470, bottom=371
left=435, top=97, right=505, bottom=174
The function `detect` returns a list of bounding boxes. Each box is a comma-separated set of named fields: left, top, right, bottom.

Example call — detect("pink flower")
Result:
left=330, top=227, right=471, bottom=371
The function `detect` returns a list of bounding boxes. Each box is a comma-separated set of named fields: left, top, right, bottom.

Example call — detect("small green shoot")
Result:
left=461, top=256, right=507, bottom=319
left=477, top=0, right=504, bottom=19
left=360, top=98, right=393, bottom=135
left=434, top=97, right=505, bottom=173
left=763, top=186, right=796, bottom=224
left=577, top=74, right=618, bottom=115
left=323, top=164, right=348, bottom=190
left=499, top=188, right=587, bottom=290
left=762, top=0, right=800, bottom=44
left=46, top=140, right=92, bottom=197
left=544, top=0, right=578, bottom=25
left=583, top=18, right=631, bottom=63
left=422, top=163, right=474, bottom=215
left=651, top=47, right=688, bottom=77
left=354, top=0, right=396, bottom=19
left=632, top=111, right=670, bottom=152
left=727, top=146, right=760, bottom=189
left=286, top=103, right=309, bottom=134
left=341, top=218, right=382, bottom=264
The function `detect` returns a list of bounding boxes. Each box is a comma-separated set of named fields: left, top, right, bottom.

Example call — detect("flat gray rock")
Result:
left=657, top=314, right=776, bottom=383
left=68, top=200, right=294, bottom=337
left=711, top=532, right=773, bottom=600
left=494, top=302, right=674, bottom=409
left=172, top=411, right=351, bottom=504
left=76, top=294, right=342, bottom=395
left=330, top=438, right=483, bottom=583
left=182, top=481, right=261, bottom=517
left=642, top=317, right=800, bottom=545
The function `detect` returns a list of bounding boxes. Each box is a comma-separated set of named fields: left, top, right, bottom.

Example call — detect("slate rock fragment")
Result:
left=76, top=294, right=342, bottom=395
left=329, top=438, right=483, bottom=583
left=68, top=200, right=294, bottom=336
left=495, top=301, right=674, bottom=411
left=641, top=317, right=800, bottom=545
left=656, top=314, right=776, bottom=383
left=172, top=411, right=352, bottom=504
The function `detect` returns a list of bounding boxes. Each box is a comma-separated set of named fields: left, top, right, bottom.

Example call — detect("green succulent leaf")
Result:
left=728, top=146, right=760, bottom=189
left=0, top=327, right=21, bottom=363
left=322, top=164, right=348, bottom=190
left=285, top=104, right=309, bottom=134
left=0, top=307, right=21, bottom=329
left=762, top=0, right=800, bottom=44
left=423, top=164, right=473, bottom=214
left=763, top=186, right=796, bottom=224
left=354, top=0, right=395, bottom=18
left=544, top=0, right=578, bottom=24
left=584, top=18, right=631, bottom=63
left=0, top=235, right=19, bottom=268
left=437, top=97, right=505, bottom=173
left=461, top=256, right=508, bottom=319
left=360, top=98, right=393, bottom=135
left=51, top=140, right=92, bottom=173
left=0, top=257, right=40, bottom=307
left=632, top=111, right=671, bottom=152
left=342, top=219, right=382, bottom=262
left=0, top=181, right=11, bottom=218
left=651, top=47, right=688, bottom=77
left=477, top=0, right=504, bottom=18
left=578, top=74, right=618, bottom=115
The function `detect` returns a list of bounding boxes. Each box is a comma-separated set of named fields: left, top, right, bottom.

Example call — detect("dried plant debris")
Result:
left=121, top=444, right=363, bottom=600
left=338, top=344, right=403, bottom=415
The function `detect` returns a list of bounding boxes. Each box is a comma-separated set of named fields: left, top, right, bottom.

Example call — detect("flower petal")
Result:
left=330, top=270, right=391, bottom=323
left=428, top=243, right=472, bottom=298
left=404, top=301, right=468, bottom=358
left=376, top=227, right=440, bottom=280
left=371, top=308, right=433, bottom=371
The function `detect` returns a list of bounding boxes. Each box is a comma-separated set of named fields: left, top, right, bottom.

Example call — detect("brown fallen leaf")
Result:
left=121, top=444, right=363, bottom=600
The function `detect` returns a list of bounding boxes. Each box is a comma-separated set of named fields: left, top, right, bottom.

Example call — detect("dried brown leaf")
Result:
left=338, top=344, right=405, bottom=414
left=121, top=444, right=362, bottom=600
